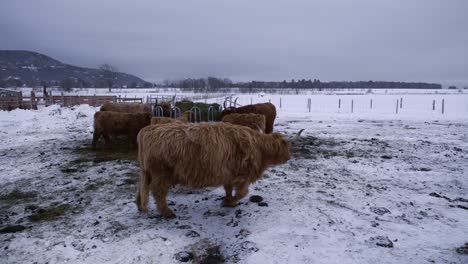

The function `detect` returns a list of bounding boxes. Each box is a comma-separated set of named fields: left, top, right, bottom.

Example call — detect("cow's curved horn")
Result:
left=255, top=125, right=264, bottom=133
left=290, top=129, right=305, bottom=142
left=223, top=100, right=227, bottom=109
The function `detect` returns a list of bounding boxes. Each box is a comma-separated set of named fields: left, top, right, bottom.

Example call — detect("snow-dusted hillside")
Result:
left=0, top=95, right=467, bottom=263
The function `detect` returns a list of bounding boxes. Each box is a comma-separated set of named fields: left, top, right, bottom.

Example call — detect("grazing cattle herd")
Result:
left=92, top=101, right=298, bottom=218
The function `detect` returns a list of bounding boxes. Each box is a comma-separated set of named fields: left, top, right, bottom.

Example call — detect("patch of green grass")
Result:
left=0, top=190, right=37, bottom=201
left=175, top=100, right=222, bottom=122
left=28, top=204, right=70, bottom=222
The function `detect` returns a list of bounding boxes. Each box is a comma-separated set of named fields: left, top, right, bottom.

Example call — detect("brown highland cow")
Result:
left=100, top=102, right=152, bottom=113
left=136, top=122, right=291, bottom=218
left=222, top=102, right=277, bottom=133
left=92, top=111, right=151, bottom=148
left=221, top=113, right=266, bottom=133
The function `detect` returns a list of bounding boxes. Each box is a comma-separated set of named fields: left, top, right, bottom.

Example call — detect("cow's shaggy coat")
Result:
left=222, top=102, right=277, bottom=133
left=136, top=122, right=290, bottom=218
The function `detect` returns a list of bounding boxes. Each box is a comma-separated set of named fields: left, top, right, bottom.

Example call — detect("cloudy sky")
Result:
left=1, top=0, right=467, bottom=83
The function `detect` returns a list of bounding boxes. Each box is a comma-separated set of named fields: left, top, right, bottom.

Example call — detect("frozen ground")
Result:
left=0, top=95, right=467, bottom=263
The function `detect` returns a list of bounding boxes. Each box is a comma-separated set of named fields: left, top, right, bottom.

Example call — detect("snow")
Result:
left=0, top=93, right=467, bottom=263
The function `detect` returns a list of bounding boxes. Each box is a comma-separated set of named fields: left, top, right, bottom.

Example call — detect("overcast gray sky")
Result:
left=1, top=0, right=467, bottom=83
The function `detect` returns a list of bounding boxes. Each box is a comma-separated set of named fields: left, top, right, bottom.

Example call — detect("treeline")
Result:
left=161, top=77, right=442, bottom=90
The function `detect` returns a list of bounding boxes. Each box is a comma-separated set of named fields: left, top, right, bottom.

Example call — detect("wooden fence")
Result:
left=1, top=91, right=118, bottom=110
left=44, top=94, right=117, bottom=107
left=0, top=91, right=38, bottom=111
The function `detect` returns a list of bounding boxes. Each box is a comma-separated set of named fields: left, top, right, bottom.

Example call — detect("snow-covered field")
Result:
left=1, top=93, right=467, bottom=263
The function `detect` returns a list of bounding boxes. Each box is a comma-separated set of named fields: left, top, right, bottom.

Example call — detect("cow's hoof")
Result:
left=161, top=210, right=176, bottom=219
left=222, top=200, right=238, bottom=208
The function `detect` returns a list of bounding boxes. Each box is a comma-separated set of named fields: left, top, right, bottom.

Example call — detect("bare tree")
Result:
left=99, top=64, right=118, bottom=92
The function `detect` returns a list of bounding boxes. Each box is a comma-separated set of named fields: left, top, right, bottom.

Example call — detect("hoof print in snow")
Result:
left=369, top=236, right=393, bottom=248
left=456, top=243, right=468, bottom=255
left=236, top=228, right=252, bottom=239
left=241, top=241, right=259, bottom=252
left=60, top=167, right=78, bottom=173
left=190, top=239, right=225, bottom=264
left=418, top=168, right=432, bottom=172
left=203, top=210, right=227, bottom=217
left=175, top=251, right=193, bottom=262
left=185, top=230, right=200, bottom=238
left=249, top=195, right=263, bottom=203
left=0, top=225, right=28, bottom=233
left=257, top=202, right=268, bottom=207
left=380, top=155, right=392, bottom=159
left=370, top=207, right=391, bottom=215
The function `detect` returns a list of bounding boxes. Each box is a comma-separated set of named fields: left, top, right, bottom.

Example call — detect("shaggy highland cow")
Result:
left=92, top=111, right=151, bottom=148
left=222, top=102, right=276, bottom=133
left=100, top=102, right=152, bottom=113
left=153, top=101, right=172, bottom=117
left=136, top=122, right=291, bottom=218
left=150, top=116, right=184, bottom=125
left=221, top=113, right=266, bottom=133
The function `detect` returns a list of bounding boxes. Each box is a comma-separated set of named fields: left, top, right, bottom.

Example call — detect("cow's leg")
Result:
left=224, top=181, right=250, bottom=207
left=103, top=133, right=111, bottom=147
left=92, top=130, right=101, bottom=149
left=151, top=178, right=176, bottom=218
left=222, top=184, right=234, bottom=206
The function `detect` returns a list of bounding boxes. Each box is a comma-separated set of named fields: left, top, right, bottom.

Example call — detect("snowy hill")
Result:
left=0, top=50, right=151, bottom=88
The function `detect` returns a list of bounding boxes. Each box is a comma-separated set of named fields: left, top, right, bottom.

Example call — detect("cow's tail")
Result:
left=136, top=130, right=150, bottom=213
left=136, top=168, right=150, bottom=213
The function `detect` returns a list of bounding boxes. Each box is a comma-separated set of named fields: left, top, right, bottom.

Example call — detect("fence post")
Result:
left=280, top=97, right=282, bottom=109
left=250, top=97, right=252, bottom=105
left=61, top=92, right=65, bottom=107
left=442, top=99, right=445, bottom=114
left=351, top=100, right=354, bottom=113
left=432, top=100, right=435, bottom=110
left=400, top=97, right=403, bottom=108
left=396, top=99, right=399, bottom=114
left=338, top=99, right=341, bottom=109
left=370, top=99, right=373, bottom=109
left=30, top=91, right=34, bottom=109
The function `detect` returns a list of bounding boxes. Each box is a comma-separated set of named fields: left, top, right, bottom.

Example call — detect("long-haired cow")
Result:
left=221, top=113, right=266, bottom=133
left=100, top=102, right=152, bottom=113
left=92, top=111, right=151, bottom=148
left=136, top=122, right=291, bottom=218
left=222, top=102, right=276, bottom=133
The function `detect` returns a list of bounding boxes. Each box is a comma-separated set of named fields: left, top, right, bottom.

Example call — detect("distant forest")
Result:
left=160, top=77, right=442, bottom=91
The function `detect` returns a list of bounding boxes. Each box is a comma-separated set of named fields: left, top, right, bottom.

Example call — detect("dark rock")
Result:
left=175, top=251, right=193, bottom=262
left=258, top=202, right=268, bottom=207
left=370, top=207, right=391, bottom=215
left=235, top=209, right=243, bottom=219
left=249, top=195, right=263, bottom=203
left=419, top=168, right=432, bottom=172
left=190, top=239, right=225, bottom=264
left=456, top=243, right=468, bottom=255
left=240, top=241, right=259, bottom=252
left=185, top=230, right=200, bottom=238
left=61, top=167, right=78, bottom=173
left=380, top=155, right=392, bottom=159
left=369, top=236, right=393, bottom=248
